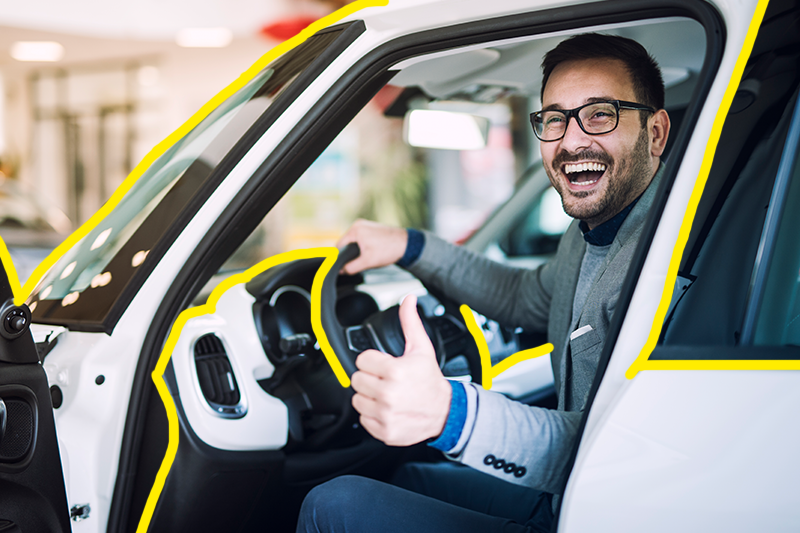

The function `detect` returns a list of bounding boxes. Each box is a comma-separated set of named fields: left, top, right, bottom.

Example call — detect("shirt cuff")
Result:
left=427, top=380, right=467, bottom=452
left=396, top=228, right=425, bottom=268
left=447, top=383, right=478, bottom=456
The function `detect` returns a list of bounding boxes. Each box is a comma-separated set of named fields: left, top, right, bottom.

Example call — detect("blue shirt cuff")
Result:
left=396, top=228, right=425, bottom=268
left=427, top=381, right=467, bottom=452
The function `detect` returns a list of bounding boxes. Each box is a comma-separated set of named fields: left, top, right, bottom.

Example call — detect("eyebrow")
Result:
left=540, top=96, right=617, bottom=112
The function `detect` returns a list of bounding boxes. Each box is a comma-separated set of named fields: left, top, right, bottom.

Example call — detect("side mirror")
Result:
left=403, top=109, right=490, bottom=150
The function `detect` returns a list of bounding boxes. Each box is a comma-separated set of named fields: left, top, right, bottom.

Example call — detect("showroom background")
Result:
left=0, top=0, right=534, bottom=281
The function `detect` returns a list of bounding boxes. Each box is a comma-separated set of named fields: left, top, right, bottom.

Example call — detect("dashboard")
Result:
left=172, top=258, right=555, bottom=453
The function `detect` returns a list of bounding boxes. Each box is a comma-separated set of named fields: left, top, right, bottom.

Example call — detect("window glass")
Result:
left=220, top=96, right=525, bottom=273
left=752, top=135, right=800, bottom=346
left=498, top=187, right=572, bottom=258
left=28, top=28, right=347, bottom=324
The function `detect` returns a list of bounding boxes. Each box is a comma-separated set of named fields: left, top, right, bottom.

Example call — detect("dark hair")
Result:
left=541, top=33, right=665, bottom=123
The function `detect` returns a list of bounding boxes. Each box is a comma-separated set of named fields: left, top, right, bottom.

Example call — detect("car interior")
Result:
left=118, top=11, right=719, bottom=533
left=657, top=0, right=800, bottom=351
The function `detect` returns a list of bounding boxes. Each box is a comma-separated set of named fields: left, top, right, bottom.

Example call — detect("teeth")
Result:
left=564, top=162, right=607, bottom=174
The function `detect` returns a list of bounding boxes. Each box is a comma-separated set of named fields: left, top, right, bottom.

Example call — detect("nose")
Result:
left=559, top=115, right=592, bottom=152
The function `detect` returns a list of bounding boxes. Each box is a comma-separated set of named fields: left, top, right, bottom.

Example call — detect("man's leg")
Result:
left=390, top=461, right=553, bottom=527
left=296, top=475, right=546, bottom=533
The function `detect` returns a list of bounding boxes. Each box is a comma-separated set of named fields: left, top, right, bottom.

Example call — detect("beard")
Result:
left=546, top=127, right=652, bottom=227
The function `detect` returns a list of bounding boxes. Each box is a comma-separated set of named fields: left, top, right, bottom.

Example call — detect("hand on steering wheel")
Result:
left=350, top=294, right=452, bottom=446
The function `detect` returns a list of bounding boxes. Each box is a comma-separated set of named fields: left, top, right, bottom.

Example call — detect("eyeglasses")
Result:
left=530, top=100, right=655, bottom=142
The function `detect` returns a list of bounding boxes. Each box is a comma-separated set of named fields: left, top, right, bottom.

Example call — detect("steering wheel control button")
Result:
left=514, top=466, right=527, bottom=478
left=346, top=325, right=386, bottom=353
left=483, top=454, right=496, bottom=466
left=504, top=462, right=516, bottom=474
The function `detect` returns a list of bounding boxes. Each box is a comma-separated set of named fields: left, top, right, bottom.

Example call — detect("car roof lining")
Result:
left=388, top=16, right=706, bottom=101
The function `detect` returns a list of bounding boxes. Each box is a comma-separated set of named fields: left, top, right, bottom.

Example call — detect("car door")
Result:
left=0, top=260, right=71, bottom=532
left=561, top=1, right=800, bottom=530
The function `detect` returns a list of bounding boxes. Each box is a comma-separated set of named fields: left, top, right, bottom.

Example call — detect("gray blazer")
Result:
left=407, top=168, right=662, bottom=494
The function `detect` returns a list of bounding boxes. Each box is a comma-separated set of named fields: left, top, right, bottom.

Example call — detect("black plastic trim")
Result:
left=650, top=345, right=800, bottom=360
left=0, top=384, right=38, bottom=473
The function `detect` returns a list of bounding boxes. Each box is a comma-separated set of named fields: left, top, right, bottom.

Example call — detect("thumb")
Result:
left=398, top=294, right=435, bottom=358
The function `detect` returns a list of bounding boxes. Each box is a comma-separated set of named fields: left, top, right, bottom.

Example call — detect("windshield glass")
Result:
left=28, top=27, right=348, bottom=328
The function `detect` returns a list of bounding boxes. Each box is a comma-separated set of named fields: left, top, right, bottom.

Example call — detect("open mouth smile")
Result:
left=563, top=162, right=607, bottom=189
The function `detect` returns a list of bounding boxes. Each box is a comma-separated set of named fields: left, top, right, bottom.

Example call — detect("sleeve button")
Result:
left=483, top=454, right=496, bottom=466
left=504, top=462, right=516, bottom=474
left=493, top=459, right=505, bottom=470
left=514, top=466, right=527, bottom=478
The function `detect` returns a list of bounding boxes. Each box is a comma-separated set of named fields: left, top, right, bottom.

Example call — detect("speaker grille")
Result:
left=0, top=398, right=34, bottom=462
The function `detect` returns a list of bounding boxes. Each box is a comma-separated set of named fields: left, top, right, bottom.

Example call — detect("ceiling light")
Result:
left=61, top=292, right=80, bottom=307
left=10, top=41, right=64, bottom=62
left=137, top=66, right=159, bottom=87
left=132, top=250, right=149, bottom=267
left=176, top=28, right=232, bottom=48
left=91, top=227, right=113, bottom=251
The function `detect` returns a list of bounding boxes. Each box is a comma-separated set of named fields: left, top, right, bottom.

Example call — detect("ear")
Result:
left=649, top=109, right=671, bottom=157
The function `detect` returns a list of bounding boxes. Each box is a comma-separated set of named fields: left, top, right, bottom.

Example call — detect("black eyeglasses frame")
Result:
left=530, top=100, right=656, bottom=142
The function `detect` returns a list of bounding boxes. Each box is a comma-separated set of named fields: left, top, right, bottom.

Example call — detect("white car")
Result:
left=2, top=0, right=799, bottom=531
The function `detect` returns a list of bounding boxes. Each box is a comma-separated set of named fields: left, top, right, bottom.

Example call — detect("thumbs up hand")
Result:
left=350, top=295, right=452, bottom=446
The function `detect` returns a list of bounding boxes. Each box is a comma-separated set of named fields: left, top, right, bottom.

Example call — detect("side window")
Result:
left=498, top=187, right=571, bottom=258
left=659, top=1, right=800, bottom=350
left=749, top=120, right=800, bottom=346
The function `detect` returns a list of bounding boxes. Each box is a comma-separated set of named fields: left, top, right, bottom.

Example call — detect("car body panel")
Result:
left=562, top=370, right=800, bottom=532
left=562, top=1, right=800, bottom=530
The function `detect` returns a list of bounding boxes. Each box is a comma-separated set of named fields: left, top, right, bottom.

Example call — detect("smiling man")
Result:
left=297, top=33, right=670, bottom=533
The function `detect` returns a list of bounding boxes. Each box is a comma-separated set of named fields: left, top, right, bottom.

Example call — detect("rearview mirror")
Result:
left=403, top=109, right=490, bottom=150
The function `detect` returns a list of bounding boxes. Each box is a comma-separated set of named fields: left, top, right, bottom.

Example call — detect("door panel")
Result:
left=561, top=348, right=800, bottom=532
left=0, top=261, right=70, bottom=532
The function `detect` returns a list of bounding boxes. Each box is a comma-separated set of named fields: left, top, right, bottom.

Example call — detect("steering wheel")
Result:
left=319, top=242, right=480, bottom=384
left=319, top=243, right=363, bottom=379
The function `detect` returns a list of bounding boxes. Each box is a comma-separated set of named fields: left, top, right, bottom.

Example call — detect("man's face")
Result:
left=540, top=58, right=659, bottom=229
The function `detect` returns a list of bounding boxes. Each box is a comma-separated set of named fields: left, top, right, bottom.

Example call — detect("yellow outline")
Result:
left=460, top=304, right=554, bottom=390
left=16, top=0, right=388, bottom=307
left=626, top=0, right=775, bottom=379
left=139, top=246, right=353, bottom=532
left=114, top=2, right=386, bottom=530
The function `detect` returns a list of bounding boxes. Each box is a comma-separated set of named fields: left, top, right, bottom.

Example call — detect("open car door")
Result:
left=0, top=257, right=70, bottom=532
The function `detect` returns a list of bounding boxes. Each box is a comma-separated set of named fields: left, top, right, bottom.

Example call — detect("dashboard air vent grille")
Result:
left=194, top=334, right=244, bottom=417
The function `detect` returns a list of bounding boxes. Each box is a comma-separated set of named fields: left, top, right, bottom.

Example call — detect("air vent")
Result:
left=193, top=334, right=246, bottom=418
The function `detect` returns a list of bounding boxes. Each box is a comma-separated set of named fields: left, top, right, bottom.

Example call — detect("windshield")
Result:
left=28, top=25, right=352, bottom=330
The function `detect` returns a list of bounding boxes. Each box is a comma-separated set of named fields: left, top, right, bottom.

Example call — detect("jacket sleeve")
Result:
left=406, top=232, right=556, bottom=332
left=449, top=385, right=581, bottom=494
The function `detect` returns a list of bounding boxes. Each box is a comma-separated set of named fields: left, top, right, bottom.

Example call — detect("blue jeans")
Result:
left=296, top=461, right=553, bottom=532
